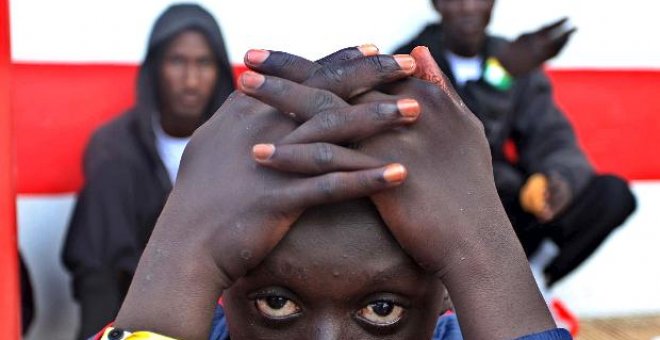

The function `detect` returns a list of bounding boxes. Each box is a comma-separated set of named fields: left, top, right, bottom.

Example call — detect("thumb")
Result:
left=410, top=46, right=459, bottom=96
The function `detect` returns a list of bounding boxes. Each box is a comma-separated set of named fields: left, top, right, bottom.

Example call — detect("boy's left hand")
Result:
left=247, top=46, right=554, bottom=340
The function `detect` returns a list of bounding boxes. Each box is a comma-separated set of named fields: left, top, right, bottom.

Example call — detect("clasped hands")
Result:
left=116, top=45, right=552, bottom=339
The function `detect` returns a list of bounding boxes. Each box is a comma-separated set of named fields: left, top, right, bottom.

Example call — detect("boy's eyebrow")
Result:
left=366, top=262, right=424, bottom=284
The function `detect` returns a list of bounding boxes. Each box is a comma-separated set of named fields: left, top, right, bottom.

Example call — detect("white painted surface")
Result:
left=18, top=194, right=78, bottom=340
left=9, top=0, right=660, bottom=68
left=17, top=182, right=660, bottom=338
left=553, top=181, right=660, bottom=318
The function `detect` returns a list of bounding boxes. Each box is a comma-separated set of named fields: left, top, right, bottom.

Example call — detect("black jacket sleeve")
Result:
left=63, top=135, right=141, bottom=339
left=513, top=69, right=594, bottom=196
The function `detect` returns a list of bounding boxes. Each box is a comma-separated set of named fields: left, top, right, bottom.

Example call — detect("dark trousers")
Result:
left=499, top=174, right=636, bottom=286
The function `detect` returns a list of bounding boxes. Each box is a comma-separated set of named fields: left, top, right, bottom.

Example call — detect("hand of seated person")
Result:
left=244, top=46, right=556, bottom=339
left=520, top=172, right=573, bottom=222
left=497, top=17, right=576, bottom=77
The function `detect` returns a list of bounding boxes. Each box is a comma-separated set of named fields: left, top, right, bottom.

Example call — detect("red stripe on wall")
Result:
left=13, top=63, right=137, bottom=194
left=12, top=64, right=660, bottom=194
left=12, top=63, right=248, bottom=193
left=1, top=0, right=21, bottom=337
left=548, top=70, right=660, bottom=181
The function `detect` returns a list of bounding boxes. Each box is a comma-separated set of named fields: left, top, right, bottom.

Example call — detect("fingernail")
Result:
left=397, top=99, right=420, bottom=118
left=252, top=144, right=275, bottom=161
left=394, top=54, right=416, bottom=72
left=240, top=71, right=265, bottom=90
left=383, top=164, right=407, bottom=183
left=358, top=43, right=379, bottom=56
left=245, top=49, right=270, bottom=65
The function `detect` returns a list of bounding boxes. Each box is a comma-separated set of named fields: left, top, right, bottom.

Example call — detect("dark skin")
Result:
left=223, top=199, right=448, bottom=339
left=115, top=47, right=554, bottom=339
left=158, top=30, right=218, bottom=137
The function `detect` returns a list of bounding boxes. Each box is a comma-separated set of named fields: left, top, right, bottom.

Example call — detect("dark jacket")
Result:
left=62, top=4, right=235, bottom=338
left=394, top=24, right=593, bottom=196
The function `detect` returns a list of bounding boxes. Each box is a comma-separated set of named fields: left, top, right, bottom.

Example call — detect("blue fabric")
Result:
left=209, top=305, right=572, bottom=340
left=516, top=328, right=572, bottom=340
left=431, top=314, right=463, bottom=340
left=209, top=305, right=230, bottom=340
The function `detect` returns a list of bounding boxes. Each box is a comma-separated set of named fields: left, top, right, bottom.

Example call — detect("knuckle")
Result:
left=316, top=65, right=346, bottom=85
left=469, top=115, right=487, bottom=135
left=267, top=77, right=290, bottom=97
left=278, top=53, right=298, bottom=67
left=312, top=91, right=339, bottom=111
left=312, top=143, right=334, bottom=168
left=368, top=55, right=398, bottom=77
left=318, top=111, right=343, bottom=132
left=317, top=47, right=359, bottom=65
left=316, top=174, right=339, bottom=198
left=421, top=81, right=445, bottom=99
left=271, top=51, right=300, bottom=69
left=366, top=55, right=387, bottom=72
left=355, top=171, right=376, bottom=190
left=373, top=102, right=397, bottom=121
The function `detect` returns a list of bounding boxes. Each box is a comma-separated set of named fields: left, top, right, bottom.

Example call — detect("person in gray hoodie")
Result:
left=394, top=0, right=636, bottom=287
left=62, top=4, right=235, bottom=338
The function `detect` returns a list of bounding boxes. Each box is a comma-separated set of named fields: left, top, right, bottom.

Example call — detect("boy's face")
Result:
left=223, top=200, right=447, bottom=339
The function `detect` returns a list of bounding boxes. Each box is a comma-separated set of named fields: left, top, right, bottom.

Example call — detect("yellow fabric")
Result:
left=101, top=327, right=179, bottom=340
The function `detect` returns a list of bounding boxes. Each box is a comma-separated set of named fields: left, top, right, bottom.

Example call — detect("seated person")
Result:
left=394, top=0, right=636, bottom=286
left=95, top=47, right=571, bottom=339
left=63, top=4, right=235, bottom=338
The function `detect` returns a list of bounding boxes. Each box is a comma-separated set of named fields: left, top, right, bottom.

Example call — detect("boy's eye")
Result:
left=357, top=300, right=406, bottom=326
left=255, top=296, right=301, bottom=319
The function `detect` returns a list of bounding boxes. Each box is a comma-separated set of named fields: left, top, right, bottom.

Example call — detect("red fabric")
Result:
left=93, top=322, right=114, bottom=340
left=11, top=64, right=660, bottom=194
left=550, top=298, right=580, bottom=336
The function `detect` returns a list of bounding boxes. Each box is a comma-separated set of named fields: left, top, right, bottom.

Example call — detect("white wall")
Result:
left=10, top=0, right=660, bottom=68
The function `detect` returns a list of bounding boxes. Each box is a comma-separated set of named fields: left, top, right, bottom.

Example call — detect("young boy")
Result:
left=96, top=47, right=571, bottom=339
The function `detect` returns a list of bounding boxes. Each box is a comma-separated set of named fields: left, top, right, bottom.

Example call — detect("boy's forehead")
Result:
left=241, top=200, right=428, bottom=290
left=275, top=199, right=403, bottom=259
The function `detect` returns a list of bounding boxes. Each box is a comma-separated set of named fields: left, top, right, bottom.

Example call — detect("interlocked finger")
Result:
left=252, top=143, right=386, bottom=175
left=304, top=54, right=416, bottom=100
left=316, top=44, right=379, bottom=65
left=279, top=99, right=420, bottom=145
left=276, top=164, right=408, bottom=210
left=244, top=49, right=319, bottom=83
left=243, top=45, right=379, bottom=84
left=238, top=71, right=348, bottom=121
